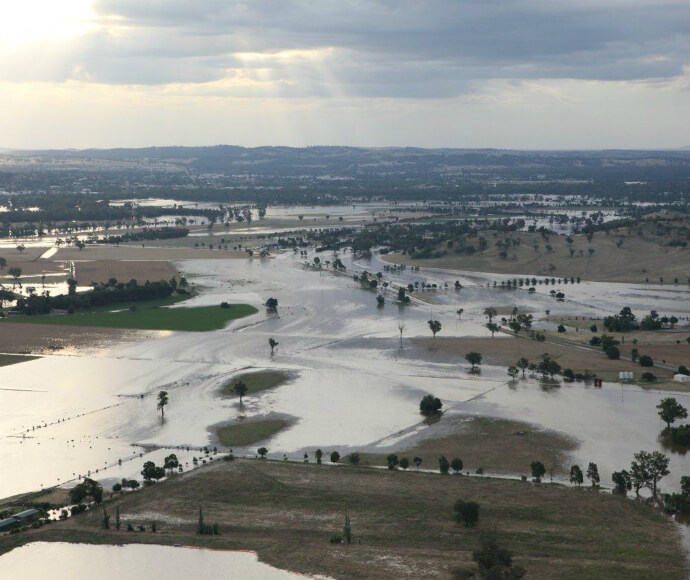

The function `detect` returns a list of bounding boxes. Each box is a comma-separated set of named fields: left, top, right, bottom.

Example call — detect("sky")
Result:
left=0, top=0, right=689, bottom=150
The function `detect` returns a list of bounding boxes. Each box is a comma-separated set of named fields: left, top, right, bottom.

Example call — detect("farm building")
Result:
left=674, top=374, right=690, bottom=383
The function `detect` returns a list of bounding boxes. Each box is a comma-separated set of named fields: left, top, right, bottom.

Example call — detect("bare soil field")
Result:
left=73, top=260, right=179, bottom=285
left=1, top=459, right=683, bottom=579
left=385, top=228, right=690, bottom=283
left=362, top=415, right=577, bottom=476
left=410, top=335, right=673, bottom=383
left=0, top=321, right=160, bottom=354
left=54, top=246, right=249, bottom=261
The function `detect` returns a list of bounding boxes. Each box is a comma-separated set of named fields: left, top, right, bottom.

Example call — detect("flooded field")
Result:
left=0, top=542, right=320, bottom=579
left=1, top=244, right=690, bottom=499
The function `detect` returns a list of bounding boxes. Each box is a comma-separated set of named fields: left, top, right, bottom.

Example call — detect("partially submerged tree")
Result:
left=428, top=319, right=442, bottom=338
left=465, top=351, right=482, bottom=372
left=268, top=337, right=279, bottom=355
left=657, top=398, right=688, bottom=429
left=420, top=394, right=443, bottom=416
left=157, top=390, right=169, bottom=420
left=234, top=381, right=248, bottom=404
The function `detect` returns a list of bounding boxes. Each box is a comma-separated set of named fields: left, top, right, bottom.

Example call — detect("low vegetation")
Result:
left=215, top=419, right=289, bottom=447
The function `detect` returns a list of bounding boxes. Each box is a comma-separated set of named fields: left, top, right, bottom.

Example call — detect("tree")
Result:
left=507, top=366, right=519, bottom=381
left=265, top=297, right=278, bottom=312
left=157, top=390, right=169, bottom=420
left=605, top=346, right=620, bottom=360
left=465, top=351, right=482, bottom=372
left=257, top=447, right=268, bottom=458
left=439, top=455, right=450, bottom=474
left=484, top=307, right=497, bottom=322
left=141, top=461, right=165, bottom=481
left=8, top=267, right=21, bottom=287
left=428, top=319, right=442, bottom=338
left=451, top=458, right=464, bottom=473
left=570, top=465, right=583, bottom=486
left=343, top=515, right=352, bottom=544
left=268, top=337, right=278, bottom=355
left=486, top=322, right=499, bottom=337
left=419, top=394, right=443, bottom=416
left=397, top=320, right=406, bottom=348
left=639, top=355, right=654, bottom=367
left=612, top=470, right=632, bottom=494
left=413, top=456, right=422, bottom=468
left=456, top=308, right=464, bottom=318
left=330, top=451, right=340, bottom=463
left=586, top=462, right=600, bottom=486
left=630, top=450, right=670, bottom=496
left=348, top=452, right=360, bottom=465
left=386, top=454, right=399, bottom=470
left=399, top=457, right=410, bottom=470
left=516, top=358, right=529, bottom=377
left=531, top=461, right=546, bottom=482
left=315, top=449, right=323, bottom=464
left=164, top=453, right=179, bottom=474
left=234, top=381, right=248, bottom=404
left=657, top=397, right=688, bottom=428
left=454, top=500, right=480, bottom=527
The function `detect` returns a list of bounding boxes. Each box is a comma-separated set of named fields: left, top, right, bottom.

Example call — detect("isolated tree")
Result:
left=257, top=447, right=268, bottom=458
left=465, top=351, right=482, bottom=372
left=507, top=366, right=519, bottom=381
left=531, top=461, right=546, bottom=482
left=233, top=380, right=248, bottom=404
left=586, top=462, right=600, bottom=486
left=157, top=390, right=169, bottom=420
left=399, top=457, right=410, bottom=470
left=413, top=456, right=422, bottom=468
left=657, top=397, right=688, bottom=429
left=486, top=322, right=499, bottom=337
left=343, top=515, right=353, bottom=544
left=451, top=458, right=464, bottom=474
left=8, top=267, right=21, bottom=287
left=516, top=358, right=529, bottom=377
left=484, top=307, right=497, bottom=322
left=456, top=308, right=464, bottom=318
left=570, top=465, right=584, bottom=486
left=330, top=451, right=340, bottom=463
left=397, top=320, right=406, bottom=348
left=428, top=319, right=442, bottom=338
left=268, top=337, right=279, bottom=355
left=265, top=297, right=278, bottom=312
left=638, top=355, right=654, bottom=367
left=386, top=454, right=399, bottom=470
left=439, top=455, right=450, bottom=474
left=419, top=394, right=443, bottom=416
left=454, top=500, right=480, bottom=527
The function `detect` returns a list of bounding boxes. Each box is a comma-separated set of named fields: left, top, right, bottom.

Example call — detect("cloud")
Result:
left=1, top=0, right=689, bottom=99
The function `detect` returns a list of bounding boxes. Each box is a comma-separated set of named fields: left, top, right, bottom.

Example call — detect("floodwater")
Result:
left=0, top=542, right=322, bottom=579
left=1, top=246, right=690, bottom=499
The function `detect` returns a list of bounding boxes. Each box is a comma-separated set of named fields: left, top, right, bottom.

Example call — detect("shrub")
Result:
left=639, top=355, right=654, bottom=367
left=642, top=372, right=657, bottom=382
left=453, top=500, right=480, bottom=527
left=606, top=346, right=620, bottom=360
left=220, top=302, right=230, bottom=309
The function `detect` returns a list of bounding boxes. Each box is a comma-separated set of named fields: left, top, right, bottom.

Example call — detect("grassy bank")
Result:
left=3, top=303, right=258, bottom=332
left=0, top=354, right=38, bottom=367
left=221, top=370, right=290, bottom=397
left=215, top=419, right=288, bottom=447
left=1, top=459, right=684, bottom=579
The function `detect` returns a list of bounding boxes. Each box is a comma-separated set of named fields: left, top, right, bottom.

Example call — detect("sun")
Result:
left=0, top=0, right=95, bottom=47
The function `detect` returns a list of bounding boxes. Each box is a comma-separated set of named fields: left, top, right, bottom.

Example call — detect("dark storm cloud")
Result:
left=27, top=0, right=690, bottom=94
